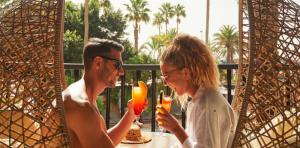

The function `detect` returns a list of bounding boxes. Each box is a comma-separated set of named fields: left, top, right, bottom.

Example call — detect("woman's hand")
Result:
left=155, top=105, right=181, bottom=133
left=156, top=105, right=188, bottom=144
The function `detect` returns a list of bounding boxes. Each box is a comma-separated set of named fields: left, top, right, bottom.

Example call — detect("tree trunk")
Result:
left=134, top=20, right=139, bottom=50
left=158, top=24, right=161, bottom=35
left=165, top=15, right=168, bottom=34
left=205, top=0, right=210, bottom=43
left=227, top=45, right=233, bottom=81
left=84, top=0, right=89, bottom=46
left=176, top=17, right=179, bottom=33
left=226, top=45, right=231, bottom=63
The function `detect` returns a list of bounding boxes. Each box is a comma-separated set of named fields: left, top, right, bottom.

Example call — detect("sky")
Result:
left=109, top=0, right=239, bottom=45
left=71, top=0, right=300, bottom=46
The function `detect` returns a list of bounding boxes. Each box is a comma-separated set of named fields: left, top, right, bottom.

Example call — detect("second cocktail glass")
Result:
left=157, top=91, right=172, bottom=135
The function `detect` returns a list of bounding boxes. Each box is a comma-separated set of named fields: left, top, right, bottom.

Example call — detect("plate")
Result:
left=121, top=134, right=152, bottom=144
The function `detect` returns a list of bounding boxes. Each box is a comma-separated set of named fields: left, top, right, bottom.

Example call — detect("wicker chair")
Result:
left=232, top=0, right=300, bottom=147
left=0, top=0, right=70, bottom=147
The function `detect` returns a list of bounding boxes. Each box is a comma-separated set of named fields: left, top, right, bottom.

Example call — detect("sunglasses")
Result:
left=160, top=68, right=180, bottom=85
left=98, top=55, right=123, bottom=70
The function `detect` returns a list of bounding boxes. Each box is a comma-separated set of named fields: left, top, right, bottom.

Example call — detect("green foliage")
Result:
left=66, top=75, right=75, bottom=86
left=159, top=2, right=175, bottom=33
left=65, top=1, right=83, bottom=35
left=174, top=4, right=186, bottom=32
left=211, top=25, right=238, bottom=63
left=124, top=0, right=151, bottom=49
left=122, top=42, right=138, bottom=62
left=63, top=30, right=83, bottom=63
left=96, top=9, right=128, bottom=41
left=96, top=96, right=105, bottom=113
left=124, top=0, right=151, bottom=23
left=0, top=0, right=10, bottom=7
left=127, top=53, right=157, bottom=64
left=152, top=12, right=164, bottom=34
left=64, top=0, right=134, bottom=63
left=140, top=28, right=177, bottom=61
left=65, top=0, right=130, bottom=44
left=87, top=0, right=101, bottom=38
left=140, top=36, right=164, bottom=59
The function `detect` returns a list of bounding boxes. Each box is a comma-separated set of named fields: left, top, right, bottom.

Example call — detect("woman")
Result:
left=156, top=34, right=236, bottom=148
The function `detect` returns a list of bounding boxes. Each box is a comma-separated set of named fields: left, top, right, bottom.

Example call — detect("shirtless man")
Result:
left=62, top=38, right=137, bottom=147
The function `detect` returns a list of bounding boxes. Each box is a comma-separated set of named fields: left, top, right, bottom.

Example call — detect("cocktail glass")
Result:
left=132, top=81, right=147, bottom=126
left=157, top=93, right=172, bottom=135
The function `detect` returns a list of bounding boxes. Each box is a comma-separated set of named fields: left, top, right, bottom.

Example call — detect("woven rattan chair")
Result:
left=231, top=0, right=300, bottom=147
left=0, top=0, right=70, bottom=147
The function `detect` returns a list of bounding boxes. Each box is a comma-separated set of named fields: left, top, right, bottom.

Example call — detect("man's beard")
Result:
left=98, top=68, right=117, bottom=88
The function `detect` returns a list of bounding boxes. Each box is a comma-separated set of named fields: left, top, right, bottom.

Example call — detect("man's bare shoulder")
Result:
left=61, top=80, right=112, bottom=147
left=63, top=80, right=88, bottom=105
left=62, top=80, right=92, bottom=117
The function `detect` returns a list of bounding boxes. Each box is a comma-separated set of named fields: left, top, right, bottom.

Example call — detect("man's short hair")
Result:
left=83, top=38, right=124, bottom=70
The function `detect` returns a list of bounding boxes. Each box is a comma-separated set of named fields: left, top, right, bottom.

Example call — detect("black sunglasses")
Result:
left=98, top=55, right=123, bottom=70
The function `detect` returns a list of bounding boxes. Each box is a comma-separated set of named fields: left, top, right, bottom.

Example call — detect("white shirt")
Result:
left=178, top=88, right=237, bottom=148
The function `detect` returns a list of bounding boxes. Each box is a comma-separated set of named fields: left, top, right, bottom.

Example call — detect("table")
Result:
left=116, top=132, right=178, bottom=148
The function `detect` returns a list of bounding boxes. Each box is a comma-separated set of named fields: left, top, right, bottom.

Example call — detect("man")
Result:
left=62, top=38, right=136, bottom=147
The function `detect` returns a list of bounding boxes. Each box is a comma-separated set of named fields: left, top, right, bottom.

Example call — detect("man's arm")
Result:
left=107, top=100, right=135, bottom=145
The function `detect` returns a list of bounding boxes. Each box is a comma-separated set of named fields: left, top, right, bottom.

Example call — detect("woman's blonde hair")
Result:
left=160, top=34, right=220, bottom=107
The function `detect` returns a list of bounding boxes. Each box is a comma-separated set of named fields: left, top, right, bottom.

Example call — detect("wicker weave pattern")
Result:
left=232, top=0, right=300, bottom=147
left=0, top=0, right=70, bottom=147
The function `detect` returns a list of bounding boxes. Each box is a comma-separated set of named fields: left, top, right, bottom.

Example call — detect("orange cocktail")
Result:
left=156, top=91, right=172, bottom=130
left=157, top=95, right=172, bottom=113
left=162, top=96, right=172, bottom=112
left=132, top=81, right=147, bottom=116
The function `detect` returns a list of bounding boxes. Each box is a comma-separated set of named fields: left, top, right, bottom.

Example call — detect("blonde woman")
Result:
left=156, top=34, right=236, bottom=148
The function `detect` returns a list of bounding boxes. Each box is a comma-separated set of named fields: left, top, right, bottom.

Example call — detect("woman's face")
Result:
left=160, top=62, right=189, bottom=96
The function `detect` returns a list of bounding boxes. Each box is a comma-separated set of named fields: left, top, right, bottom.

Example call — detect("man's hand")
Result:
left=127, top=99, right=135, bottom=117
left=127, top=98, right=148, bottom=116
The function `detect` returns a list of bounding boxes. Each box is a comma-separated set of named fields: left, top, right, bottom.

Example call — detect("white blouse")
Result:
left=177, top=88, right=237, bottom=148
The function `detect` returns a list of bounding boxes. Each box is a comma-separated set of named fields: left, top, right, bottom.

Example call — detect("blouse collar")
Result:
left=191, top=86, right=204, bottom=102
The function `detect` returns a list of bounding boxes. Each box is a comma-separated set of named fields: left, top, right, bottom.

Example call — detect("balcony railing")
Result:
left=64, top=63, right=238, bottom=131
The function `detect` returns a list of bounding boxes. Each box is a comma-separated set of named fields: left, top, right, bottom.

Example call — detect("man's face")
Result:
left=98, top=49, right=124, bottom=88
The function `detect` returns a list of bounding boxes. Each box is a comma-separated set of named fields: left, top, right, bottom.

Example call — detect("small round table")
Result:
left=116, top=132, right=178, bottom=148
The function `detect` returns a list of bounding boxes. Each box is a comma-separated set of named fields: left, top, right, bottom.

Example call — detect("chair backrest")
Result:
left=231, top=0, right=300, bottom=147
left=0, top=0, right=70, bottom=147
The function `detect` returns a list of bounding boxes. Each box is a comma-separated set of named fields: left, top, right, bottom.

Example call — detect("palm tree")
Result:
left=174, top=4, right=186, bottom=33
left=124, top=0, right=150, bottom=50
left=140, top=36, right=164, bottom=59
left=99, top=0, right=111, bottom=8
left=84, top=0, right=89, bottom=46
left=212, top=25, right=238, bottom=64
left=153, top=12, right=164, bottom=35
left=97, top=0, right=111, bottom=14
left=141, top=28, right=177, bottom=60
left=205, top=0, right=210, bottom=43
left=159, top=2, right=175, bottom=34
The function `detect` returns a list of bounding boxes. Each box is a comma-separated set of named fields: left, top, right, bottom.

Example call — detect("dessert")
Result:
left=125, top=124, right=142, bottom=141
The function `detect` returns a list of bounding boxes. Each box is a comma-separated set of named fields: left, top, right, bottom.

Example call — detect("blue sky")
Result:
left=71, top=0, right=300, bottom=46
